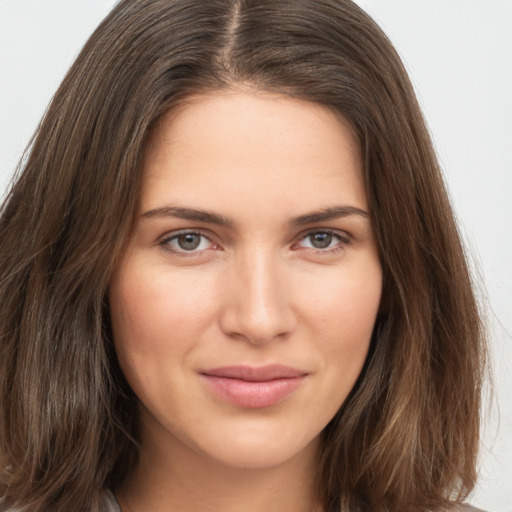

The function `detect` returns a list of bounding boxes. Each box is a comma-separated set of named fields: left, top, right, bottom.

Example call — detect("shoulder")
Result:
left=98, top=489, right=122, bottom=512
left=454, top=505, right=487, bottom=512
left=0, top=491, right=121, bottom=512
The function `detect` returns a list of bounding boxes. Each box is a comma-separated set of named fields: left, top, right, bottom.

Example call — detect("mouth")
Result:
left=199, top=365, right=308, bottom=408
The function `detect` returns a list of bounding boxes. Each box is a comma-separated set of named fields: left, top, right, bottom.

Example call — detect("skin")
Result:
left=109, top=89, right=382, bottom=512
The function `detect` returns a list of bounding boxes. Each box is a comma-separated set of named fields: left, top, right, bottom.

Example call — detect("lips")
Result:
left=199, top=365, right=307, bottom=408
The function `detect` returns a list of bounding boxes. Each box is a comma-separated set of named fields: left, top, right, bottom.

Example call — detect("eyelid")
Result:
left=292, top=228, right=352, bottom=253
left=158, top=229, right=219, bottom=256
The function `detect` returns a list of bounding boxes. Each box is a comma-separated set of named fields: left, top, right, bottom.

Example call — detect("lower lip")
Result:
left=200, top=375, right=306, bottom=408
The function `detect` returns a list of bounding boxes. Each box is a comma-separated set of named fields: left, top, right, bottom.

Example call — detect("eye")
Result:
left=159, top=231, right=215, bottom=254
left=296, top=230, right=349, bottom=252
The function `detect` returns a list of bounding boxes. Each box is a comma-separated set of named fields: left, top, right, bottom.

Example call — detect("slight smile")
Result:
left=199, top=365, right=308, bottom=408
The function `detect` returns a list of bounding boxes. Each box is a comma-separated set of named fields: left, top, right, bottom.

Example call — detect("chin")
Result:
left=187, top=424, right=320, bottom=471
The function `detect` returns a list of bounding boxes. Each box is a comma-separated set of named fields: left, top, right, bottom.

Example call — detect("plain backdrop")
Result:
left=0, top=1, right=511, bottom=511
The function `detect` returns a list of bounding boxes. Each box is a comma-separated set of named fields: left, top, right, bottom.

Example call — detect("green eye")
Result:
left=296, top=230, right=350, bottom=254
left=161, top=232, right=214, bottom=254
left=309, top=232, right=333, bottom=249
left=177, top=233, right=202, bottom=251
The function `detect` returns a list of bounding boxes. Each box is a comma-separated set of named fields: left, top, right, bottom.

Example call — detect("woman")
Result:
left=0, top=1, right=486, bottom=511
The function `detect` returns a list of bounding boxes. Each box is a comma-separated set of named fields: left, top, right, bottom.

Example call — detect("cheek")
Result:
left=108, top=262, right=220, bottom=383
left=296, top=259, right=382, bottom=385
left=300, top=262, right=382, bottom=338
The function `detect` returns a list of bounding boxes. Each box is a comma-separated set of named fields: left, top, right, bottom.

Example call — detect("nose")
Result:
left=218, top=249, right=297, bottom=345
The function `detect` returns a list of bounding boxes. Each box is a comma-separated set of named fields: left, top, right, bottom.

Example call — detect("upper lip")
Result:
left=200, top=365, right=307, bottom=382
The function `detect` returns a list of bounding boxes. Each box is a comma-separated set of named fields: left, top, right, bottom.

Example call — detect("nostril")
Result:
left=218, top=300, right=296, bottom=345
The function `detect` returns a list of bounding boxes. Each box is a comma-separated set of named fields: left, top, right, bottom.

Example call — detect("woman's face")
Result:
left=109, top=90, right=382, bottom=470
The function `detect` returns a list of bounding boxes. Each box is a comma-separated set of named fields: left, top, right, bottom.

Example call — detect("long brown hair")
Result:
left=0, top=1, right=486, bottom=510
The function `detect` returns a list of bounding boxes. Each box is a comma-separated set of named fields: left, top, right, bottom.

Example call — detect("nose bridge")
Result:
left=220, top=245, right=295, bottom=344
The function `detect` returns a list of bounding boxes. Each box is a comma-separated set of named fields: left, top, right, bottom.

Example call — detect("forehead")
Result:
left=141, top=90, right=366, bottom=217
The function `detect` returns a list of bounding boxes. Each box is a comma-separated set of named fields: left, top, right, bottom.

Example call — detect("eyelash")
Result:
left=294, top=230, right=350, bottom=255
left=158, top=230, right=217, bottom=257
left=158, top=229, right=351, bottom=258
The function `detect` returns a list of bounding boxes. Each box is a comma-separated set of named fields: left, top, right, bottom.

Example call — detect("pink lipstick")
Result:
left=199, top=365, right=307, bottom=408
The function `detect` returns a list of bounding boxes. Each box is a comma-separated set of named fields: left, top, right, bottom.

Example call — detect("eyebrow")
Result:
left=142, top=206, right=234, bottom=227
left=289, top=205, right=369, bottom=227
left=141, top=204, right=369, bottom=228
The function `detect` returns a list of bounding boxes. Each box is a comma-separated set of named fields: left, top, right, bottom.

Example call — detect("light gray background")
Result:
left=0, top=1, right=510, bottom=511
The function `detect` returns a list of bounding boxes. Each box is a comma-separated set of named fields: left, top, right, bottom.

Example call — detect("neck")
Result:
left=117, top=414, right=323, bottom=512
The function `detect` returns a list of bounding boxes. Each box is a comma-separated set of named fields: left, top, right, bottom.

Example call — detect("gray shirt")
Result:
left=98, top=490, right=486, bottom=512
